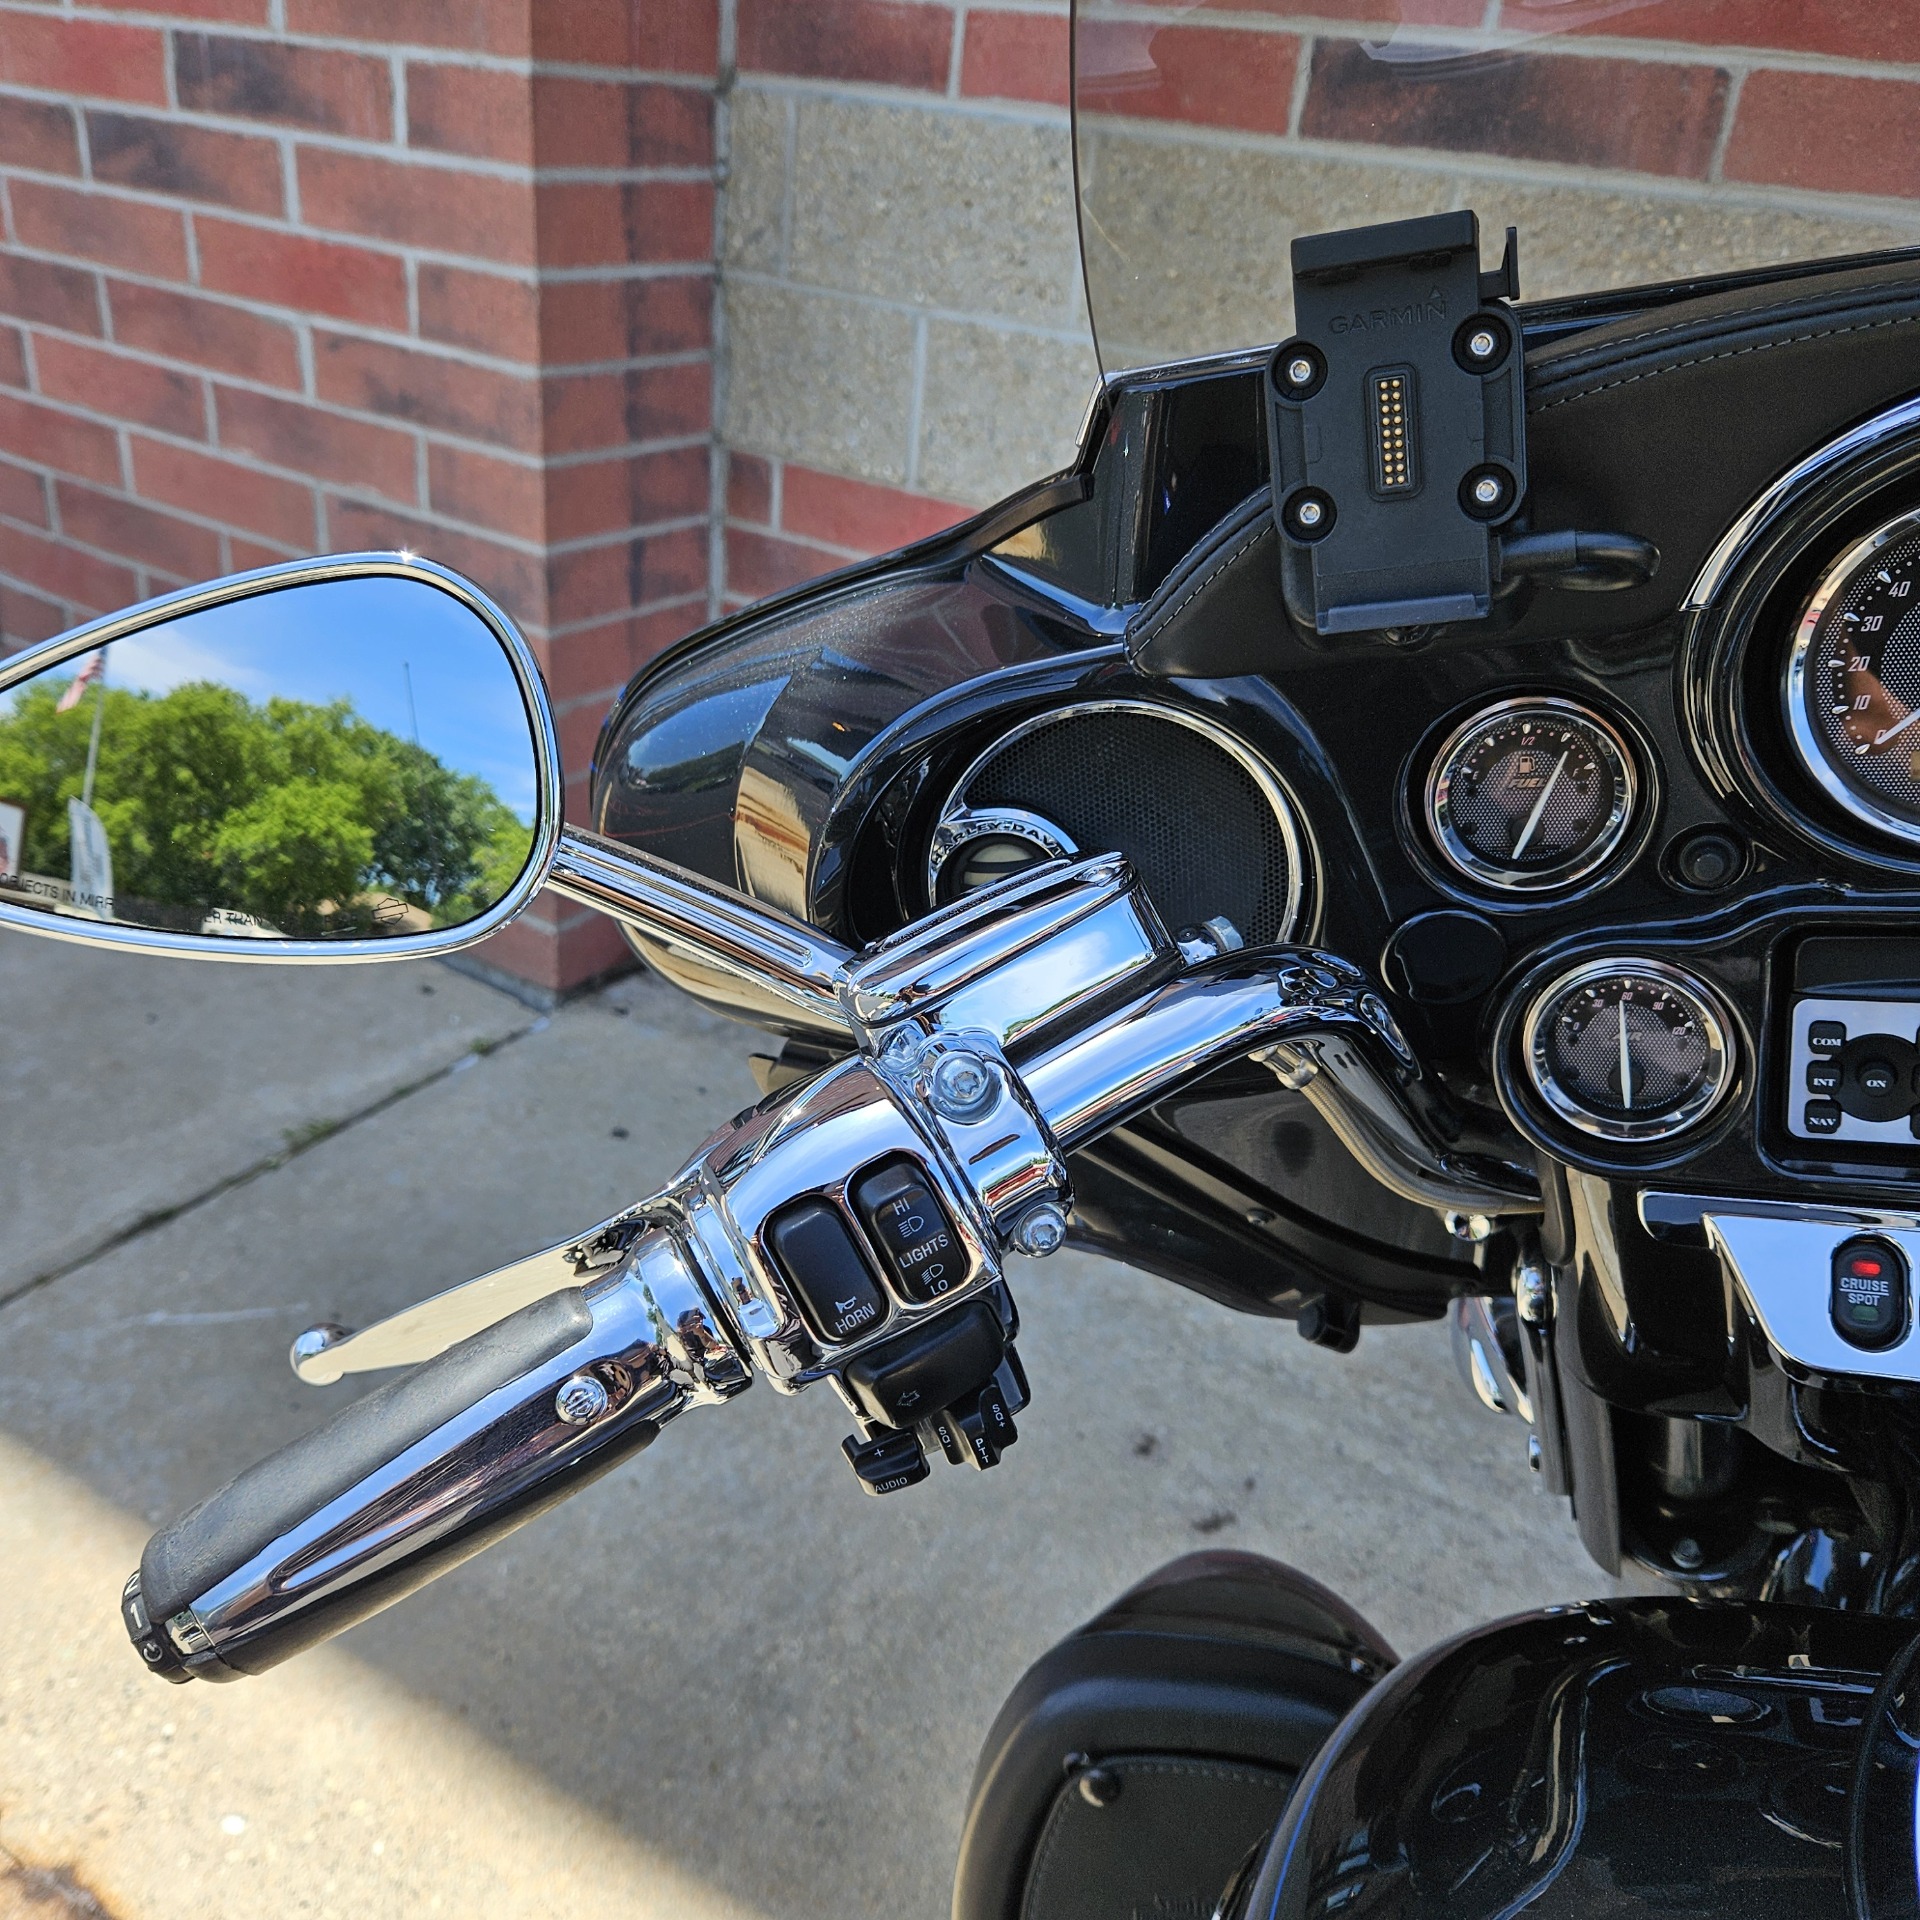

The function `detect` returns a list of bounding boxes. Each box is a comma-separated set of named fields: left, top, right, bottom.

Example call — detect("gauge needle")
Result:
left=1873, top=708, right=1920, bottom=748
left=1618, top=1001, right=1634, bottom=1111
left=1511, top=750, right=1571, bottom=859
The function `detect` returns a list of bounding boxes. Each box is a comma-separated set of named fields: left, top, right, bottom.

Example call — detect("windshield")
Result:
left=1073, top=1, right=1920, bottom=372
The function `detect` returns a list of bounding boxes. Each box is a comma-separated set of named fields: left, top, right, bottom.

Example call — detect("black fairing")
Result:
left=1239, top=1599, right=1920, bottom=1920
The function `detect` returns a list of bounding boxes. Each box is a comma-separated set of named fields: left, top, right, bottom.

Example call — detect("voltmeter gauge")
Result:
left=1426, top=698, right=1637, bottom=892
left=1521, top=959, right=1734, bottom=1144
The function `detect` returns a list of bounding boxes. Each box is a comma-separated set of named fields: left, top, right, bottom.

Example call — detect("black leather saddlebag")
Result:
left=951, top=1551, right=1393, bottom=1920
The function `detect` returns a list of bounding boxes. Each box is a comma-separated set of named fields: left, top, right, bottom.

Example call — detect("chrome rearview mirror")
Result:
left=0, top=555, right=560, bottom=960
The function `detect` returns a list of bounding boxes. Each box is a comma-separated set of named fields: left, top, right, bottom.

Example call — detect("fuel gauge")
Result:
left=1426, top=698, right=1637, bottom=892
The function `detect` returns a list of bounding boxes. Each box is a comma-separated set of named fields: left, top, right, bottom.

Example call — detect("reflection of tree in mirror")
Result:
left=0, top=675, right=531, bottom=935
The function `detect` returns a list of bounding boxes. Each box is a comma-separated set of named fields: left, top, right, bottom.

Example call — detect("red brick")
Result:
left=0, top=519, right=136, bottom=612
left=549, top=523, right=706, bottom=622
left=428, top=442, right=544, bottom=540
left=36, top=336, right=204, bottom=440
left=197, top=218, right=409, bottom=330
left=56, top=479, right=222, bottom=579
left=1099, top=0, right=1469, bottom=17
left=228, top=534, right=299, bottom=570
left=0, top=456, right=47, bottom=526
left=98, top=0, right=268, bottom=21
left=0, top=254, right=98, bottom=334
left=285, top=0, right=530, bottom=56
left=470, top=905, right=634, bottom=995
left=315, top=331, right=542, bottom=450
left=539, top=273, right=709, bottom=363
left=173, top=32, right=393, bottom=140
left=531, top=77, right=711, bottom=169
left=86, top=110, right=284, bottom=216
left=0, top=93, right=80, bottom=173
left=543, top=362, right=710, bottom=454
left=214, top=385, right=418, bottom=501
left=299, top=148, right=534, bottom=263
left=108, top=282, right=302, bottom=388
left=418, top=264, right=540, bottom=361
left=727, top=525, right=837, bottom=600
left=532, top=0, right=719, bottom=76
left=0, top=578, right=67, bottom=643
left=737, top=0, right=953, bottom=89
left=0, top=321, right=22, bottom=389
left=132, top=438, right=317, bottom=548
left=781, top=465, right=965, bottom=552
left=538, top=602, right=692, bottom=700
left=407, top=61, right=533, bottom=165
left=548, top=444, right=708, bottom=540
left=536, top=181, right=713, bottom=270
left=0, top=392, right=120, bottom=484
left=1500, top=0, right=1886, bottom=60
left=1078, top=22, right=1296, bottom=135
left=324, top=494, right=542, bottom=628
left=1301, top=41, right=1728, bottom=177
left=0, top=16, right=167, bottom=105
left=11, top=181, right=188, bottom=278
left=726, top=450, right=771, bottom=525
left=555, top=690, right=618, bottom=773
left=961, top=10, right=1070, bottom=108
left=1724, top=71, right=1920, bottom=200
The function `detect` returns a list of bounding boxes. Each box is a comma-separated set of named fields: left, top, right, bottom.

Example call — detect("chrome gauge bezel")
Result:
left=1520, top=956, right=1736, bottom=1145
left=926, top=697, right=1312, bottom=939
left=1424, top=696, right=1639, bottom=894
left=1784, top=505, right=1920, bottom=848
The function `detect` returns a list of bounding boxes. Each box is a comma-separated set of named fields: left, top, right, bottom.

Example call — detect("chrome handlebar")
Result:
left=124, top=851, right=1540, bottom=1683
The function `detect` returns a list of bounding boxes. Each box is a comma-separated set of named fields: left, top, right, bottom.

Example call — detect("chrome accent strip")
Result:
left=1685, top=394, right=1920, bottom=613
left=548, top=824, right=858, bottom=1039
left=1519, top=956, right=1736, bottom=1145
left=0, top=552, right=562, bottom=965
left=926, top=697, right=1312, bottom=941
left=1783, top=505, right=1920, bottom=847
left=1641, top=1190, right=1920, bottom=1239
left=925, top=805, right=1078, bottom=899
left=1707, top=1212, right=1920, bottom=1385
left=1424, top=696, right=1639, bottom=894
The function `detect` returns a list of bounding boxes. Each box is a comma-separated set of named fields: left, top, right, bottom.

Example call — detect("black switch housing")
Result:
left=841, top=1300, right=1006, bottom=1429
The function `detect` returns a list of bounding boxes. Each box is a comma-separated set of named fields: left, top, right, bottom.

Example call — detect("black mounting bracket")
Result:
left=1268, top=210, right=1526, bottom=639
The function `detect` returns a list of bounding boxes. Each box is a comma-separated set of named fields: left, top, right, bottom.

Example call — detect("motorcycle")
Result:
left=15, top=37, right=1920, bottom=1920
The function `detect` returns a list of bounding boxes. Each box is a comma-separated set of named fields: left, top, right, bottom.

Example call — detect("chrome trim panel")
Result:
left=0, top=553, right=563, bottom=965
left=925, top=806, right=1077, bottom=899
left=1707, top=1212, right=1920, bottom=1385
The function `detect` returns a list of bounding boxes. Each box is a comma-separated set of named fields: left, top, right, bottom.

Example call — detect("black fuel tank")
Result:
left=1239, top=1598, right=1920, bottom=1920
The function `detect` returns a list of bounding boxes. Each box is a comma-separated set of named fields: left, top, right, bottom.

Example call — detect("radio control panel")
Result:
left=1786, top=994, right=1920, bottom=1146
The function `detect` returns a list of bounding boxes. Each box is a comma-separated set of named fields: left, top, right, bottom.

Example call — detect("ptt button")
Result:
left=850, top=1157, right=964, bottom=1304
left=1831, top=1237, right=1908, bottom=1351
left=1804, top=1099, right=1843, bottom=1134
left=1809, top=1020, right=1848, bottom=1054
left=1807, top=1059, right=1840, bottom=1094
left=763, top=1199, right=889, bottom=1346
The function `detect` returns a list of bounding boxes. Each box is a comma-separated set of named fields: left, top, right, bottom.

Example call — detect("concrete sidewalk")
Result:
left=0, top=935, right=1608, bottom=1920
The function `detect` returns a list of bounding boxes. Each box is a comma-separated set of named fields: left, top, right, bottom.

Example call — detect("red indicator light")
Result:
left=1852, top=1258, right=1885, bottom=1278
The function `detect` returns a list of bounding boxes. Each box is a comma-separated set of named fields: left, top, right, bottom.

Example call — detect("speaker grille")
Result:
left=949, top=704, right=1304, bottom=944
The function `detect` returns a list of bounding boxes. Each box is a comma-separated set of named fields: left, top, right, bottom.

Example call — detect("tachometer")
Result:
left=1521, top=960, right=1734, bottom=1144
left=1787, top=508, right=1920, bottom=844
left=1425, top=698, right=1637, bottom=892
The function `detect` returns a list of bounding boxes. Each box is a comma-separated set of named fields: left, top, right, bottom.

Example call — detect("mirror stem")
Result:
left=548, top=827, right=856, bottom=1037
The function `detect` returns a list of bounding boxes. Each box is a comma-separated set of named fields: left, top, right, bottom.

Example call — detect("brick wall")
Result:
left=0, top=0, right=724, bottom=996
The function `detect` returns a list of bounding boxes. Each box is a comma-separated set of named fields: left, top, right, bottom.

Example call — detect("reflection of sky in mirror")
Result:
left=10, top=577, right=539, bottom=821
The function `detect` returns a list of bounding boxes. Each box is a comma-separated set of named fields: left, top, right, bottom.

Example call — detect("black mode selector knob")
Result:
left=1831, top=1237, right=1909, bottom=1352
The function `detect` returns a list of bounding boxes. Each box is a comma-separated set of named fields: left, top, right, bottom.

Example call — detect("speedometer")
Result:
left=1787, top=508, right=1920, bottom=843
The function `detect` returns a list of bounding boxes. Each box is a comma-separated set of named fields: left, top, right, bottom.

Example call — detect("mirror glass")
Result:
left=0, top=575, right=542, bottom=943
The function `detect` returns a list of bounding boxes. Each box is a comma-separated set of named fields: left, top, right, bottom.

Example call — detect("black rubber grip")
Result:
left=140, top=1288, right=594, bottom=1626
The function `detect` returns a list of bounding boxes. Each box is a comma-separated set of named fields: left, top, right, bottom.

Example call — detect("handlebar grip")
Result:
left=124, top=1287, right=658, bottom=1682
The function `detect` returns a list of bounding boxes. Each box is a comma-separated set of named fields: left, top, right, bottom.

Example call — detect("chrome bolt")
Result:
left=1285, top=354, right=1315, bottom=388
left=927, top=1048, right=997, bottom=1122
left=555, top=1371, right=610, bottom=1425
left=879, top=1025, right=923, bottom=1069
left=1527, top=1433, right=1544, bottom=1473
left=1012, top=1201, right=1068, bottom=1258
left=1294, top=498, right=1325, bottom=528
left=1446, top=1211, right=1496, bottom=1243
left=1672, top=1536, right=1704, bottom=1571
left=1514, top=1257, right=1551, bottom=1325
left=289, top=1322, right=353, bottom=1376
left=1472, top=474, right=1504, bottom=507
left=1467, top=327, right=1498, bottom=361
